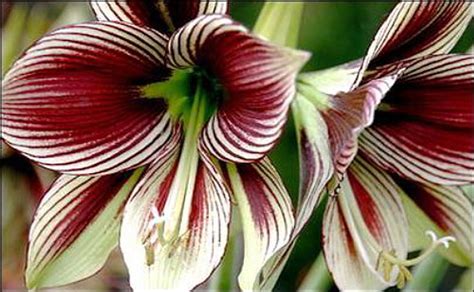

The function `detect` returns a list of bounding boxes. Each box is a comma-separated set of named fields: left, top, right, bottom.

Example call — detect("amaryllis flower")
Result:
left=1, top=0, right=309, bottom=290
left=291, top=2, right=473, bottom=290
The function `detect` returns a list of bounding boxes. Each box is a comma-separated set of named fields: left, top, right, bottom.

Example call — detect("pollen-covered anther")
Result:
left=376, top=230, right=456, bottom=288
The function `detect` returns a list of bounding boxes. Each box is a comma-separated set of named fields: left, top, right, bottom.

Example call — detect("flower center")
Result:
left=193, top=67, right=227, bottom=106
left=141, top=68, right=223, bottom=124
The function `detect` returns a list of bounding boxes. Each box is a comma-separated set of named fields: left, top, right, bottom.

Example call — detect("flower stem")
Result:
left=253, top=2, right=305, bottom=48
left=297, top=253, right=333, bottom=292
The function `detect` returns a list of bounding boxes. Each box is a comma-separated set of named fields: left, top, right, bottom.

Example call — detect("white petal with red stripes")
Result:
left=167, top=14, right=310, bottom=163
left=1, top=21, right=181, bottom=175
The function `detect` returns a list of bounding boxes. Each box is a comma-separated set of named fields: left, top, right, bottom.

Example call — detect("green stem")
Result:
left=298, top=253, right=333, bottom=292
left=403, top=253, right=448, bottom=291
left=253, top=2, right=305, bottom=48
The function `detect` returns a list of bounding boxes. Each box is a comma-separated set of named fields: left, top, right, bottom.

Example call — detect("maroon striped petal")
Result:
left=243, top=93, right=334, bottom=289
left=322, top=74, right=399, bottom=177
left=90, top=0, right=228, bottom=34
left=236, top=93, right=333, bottom=289
left=26, top=170, right=142, bottom=288
left=292, top=94, right=333, bottom=233
left=360, top=125, right=473, bottom=185
left=1, top=21, right=181, bottom=175
left=168, top=14, right=310, bottom=163
left=120, top=145, right=231, bottom=290
left=359, top=55, right=474, bottom=185
left=227, top=158, right=294, bottom=289
left=270, top=75, right=402, bottom=285
left=398, top=179, right=473, bottom=266
left=378, top=54, right=474, bottom=128
left=323, top=198, right=387, bottom=290
left=355, top=2, right=472, bottom=85
left=323, top=156, right=408, bottom=290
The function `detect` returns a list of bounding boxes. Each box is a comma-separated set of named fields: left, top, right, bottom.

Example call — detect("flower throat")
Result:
left=141, top=68, right=225, bottom=124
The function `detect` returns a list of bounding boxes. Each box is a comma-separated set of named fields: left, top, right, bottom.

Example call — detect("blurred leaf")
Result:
left=2, top=3, right=29, bottom=75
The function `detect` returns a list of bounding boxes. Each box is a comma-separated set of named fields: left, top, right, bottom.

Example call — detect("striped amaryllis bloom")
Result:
left=290, top=1, right=473, bottom=290
left=1, top=1, right=309, bottom=290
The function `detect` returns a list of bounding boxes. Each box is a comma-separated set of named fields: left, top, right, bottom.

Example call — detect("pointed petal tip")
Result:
left=26, top=171, right=141, bottom=289
left=269, top=45, right=310, bottom=75
left=290, top=48, right=311, bottom=68
left=355, top=1, right=472, bottom=85
left=227, top=159, right=295, bottom=290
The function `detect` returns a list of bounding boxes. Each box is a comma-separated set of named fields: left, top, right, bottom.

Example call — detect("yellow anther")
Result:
left=400, top=265, right=412, bottom=281
left=396, top=271, right=405, bottom=289
left=382, top=258, right=392, bottom=282
left=144, top=242, right=155, bottom=266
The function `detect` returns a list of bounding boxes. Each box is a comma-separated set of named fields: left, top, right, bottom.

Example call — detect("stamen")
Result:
left=376, top=230, right=456, bottom=288
left=141, top=80, right=209, bottom=267
left=142, top=206, right=185, bottom=266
